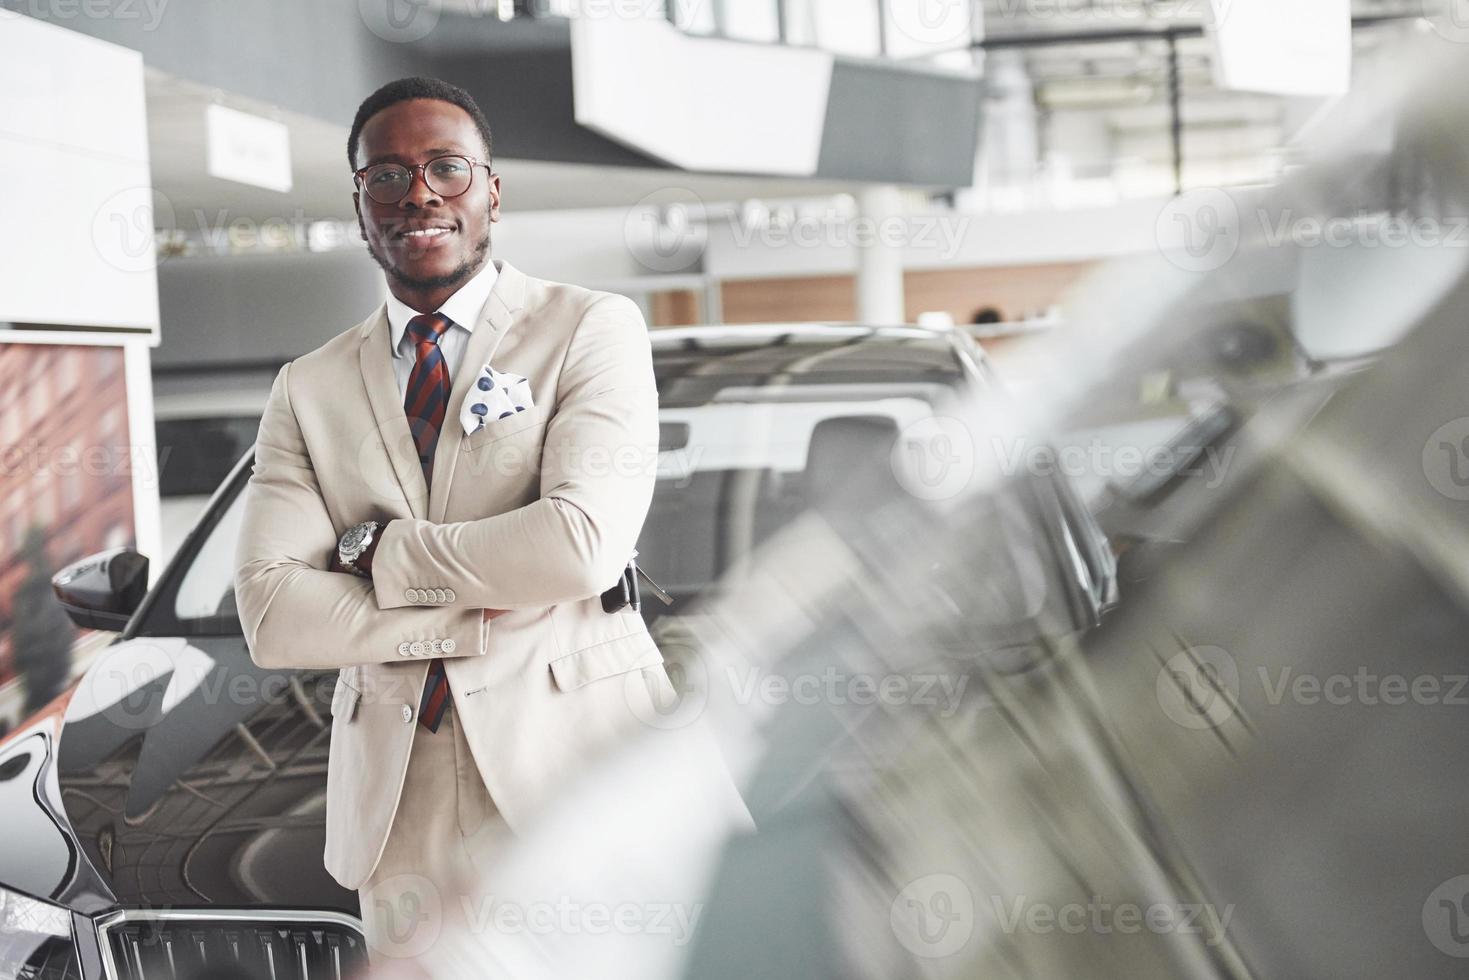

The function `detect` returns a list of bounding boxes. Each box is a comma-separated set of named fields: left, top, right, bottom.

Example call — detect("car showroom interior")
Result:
left=4, top=1, right=1469, bottom=977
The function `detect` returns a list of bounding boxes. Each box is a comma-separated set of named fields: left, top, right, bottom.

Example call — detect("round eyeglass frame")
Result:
left=352, top=154, right=494, bottom=205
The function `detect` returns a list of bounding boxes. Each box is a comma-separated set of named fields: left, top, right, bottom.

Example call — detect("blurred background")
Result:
left=7, top=1, right=1469, bottom=977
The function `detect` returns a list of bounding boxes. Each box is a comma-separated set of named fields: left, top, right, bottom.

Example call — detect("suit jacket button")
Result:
left=417, top=589, right=430, bottom=603
left=442, top=638, right=457, bottom=654
left=404, top=588, right=416, bottom=602
left=398, top=642, right=410, bottom=657
left=435, top=588, right=447, bottom=603
left=410, top=641, right=425, bottom=656
left=430, top=639, right=443, bottom=653
left=402, top=705, right=413, bottom=724
left=445, top=589, right=456, bottom=602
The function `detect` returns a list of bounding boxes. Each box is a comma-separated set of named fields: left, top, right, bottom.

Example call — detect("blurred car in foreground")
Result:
left=0, top=323, right=1113, bottom=977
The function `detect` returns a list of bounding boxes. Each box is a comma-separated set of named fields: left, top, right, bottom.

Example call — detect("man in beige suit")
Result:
left=233, top=77, right=725, bottom=964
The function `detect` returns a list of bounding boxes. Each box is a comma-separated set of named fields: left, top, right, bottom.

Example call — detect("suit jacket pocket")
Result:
left=548, top=631, right=664, bottom=692
left=460, top=407, right=548, bottom=453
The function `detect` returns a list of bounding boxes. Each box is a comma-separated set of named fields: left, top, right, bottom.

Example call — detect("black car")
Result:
left=3, top=324, right=1114, bottom=979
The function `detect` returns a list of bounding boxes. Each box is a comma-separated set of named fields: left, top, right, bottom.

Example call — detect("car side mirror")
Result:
left=51, top=548, right=149, bottom=632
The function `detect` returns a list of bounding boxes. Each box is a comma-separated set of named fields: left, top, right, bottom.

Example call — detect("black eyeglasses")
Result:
left=353, top=154, right=493, bottom=205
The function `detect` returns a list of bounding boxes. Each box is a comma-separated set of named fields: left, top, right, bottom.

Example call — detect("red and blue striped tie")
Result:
left=405, top=312, right=453, bottom=733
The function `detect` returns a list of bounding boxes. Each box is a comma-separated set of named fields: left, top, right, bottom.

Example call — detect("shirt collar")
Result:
left=385, top=258, right=500, bottom=358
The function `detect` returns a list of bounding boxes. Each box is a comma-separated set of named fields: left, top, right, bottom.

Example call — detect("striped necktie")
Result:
left=405, top=312, right=453, bottom=733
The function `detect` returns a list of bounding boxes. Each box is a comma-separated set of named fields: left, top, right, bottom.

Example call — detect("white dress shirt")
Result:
left=384, top=259, right=500, bottom=400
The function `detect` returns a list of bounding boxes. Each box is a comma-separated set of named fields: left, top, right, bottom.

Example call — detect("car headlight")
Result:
left=0, top=884, right=81, bottom=980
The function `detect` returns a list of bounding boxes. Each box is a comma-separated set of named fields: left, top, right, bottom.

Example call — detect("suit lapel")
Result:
left=428, top=258, right=528, bottom=523
left=357, top=308, right=429, bottom=519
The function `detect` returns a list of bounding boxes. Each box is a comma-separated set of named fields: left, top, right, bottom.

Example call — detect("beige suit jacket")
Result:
left=234, top=259, right=688, bottom=890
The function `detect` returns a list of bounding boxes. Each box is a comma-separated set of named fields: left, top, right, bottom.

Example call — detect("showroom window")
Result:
left=0, top=388, right=17, bottom=447
left=27, top=367, right=48, bottom=426
left=720, top=0, right=779, bottom=42
left=56, top=350, right=80, bottom=394
left=31, top=471, right=52, bottom=526
left=60, top=461, right=81, bottom=515
left=784, top=0, right=881, bottom=57
left=682, top=0, right=717, bottom=35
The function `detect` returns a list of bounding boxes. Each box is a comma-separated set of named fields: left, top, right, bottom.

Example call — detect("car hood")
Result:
left=0, top=633, right=355, bottom=915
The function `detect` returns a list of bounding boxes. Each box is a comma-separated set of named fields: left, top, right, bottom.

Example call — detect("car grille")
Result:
left=96, top=909, right=368, bottom=980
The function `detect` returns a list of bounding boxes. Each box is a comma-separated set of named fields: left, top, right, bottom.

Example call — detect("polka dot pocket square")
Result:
left=459, top=363, right=536, bottom=436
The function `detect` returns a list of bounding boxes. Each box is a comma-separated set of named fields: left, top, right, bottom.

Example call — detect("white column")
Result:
left=855, top=184, right=906, bottom=324
left=123, top=342, right=163, bottom=582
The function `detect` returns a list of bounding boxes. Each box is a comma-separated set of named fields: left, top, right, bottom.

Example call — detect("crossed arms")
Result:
left=233, top=295, right=659, bottom=671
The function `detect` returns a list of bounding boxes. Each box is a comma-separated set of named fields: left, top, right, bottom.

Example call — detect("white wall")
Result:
left=0, top=17, right=158, bottom=334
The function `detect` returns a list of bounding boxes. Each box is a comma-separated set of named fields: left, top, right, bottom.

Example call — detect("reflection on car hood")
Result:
left=33, top=633, right=355, bottom=914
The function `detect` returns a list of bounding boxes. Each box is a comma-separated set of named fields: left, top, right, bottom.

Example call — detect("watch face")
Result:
left=341, top=524, right=367, bottom=554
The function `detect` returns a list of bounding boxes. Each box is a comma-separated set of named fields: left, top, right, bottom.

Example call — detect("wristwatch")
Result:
left=337, top=520, right=380, bottom=577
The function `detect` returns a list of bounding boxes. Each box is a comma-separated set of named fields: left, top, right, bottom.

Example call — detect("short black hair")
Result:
left=348, top=76, right=494, bottom=169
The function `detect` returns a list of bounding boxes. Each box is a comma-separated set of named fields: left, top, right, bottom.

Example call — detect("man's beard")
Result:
left=366, top=224, right=492, bottom=292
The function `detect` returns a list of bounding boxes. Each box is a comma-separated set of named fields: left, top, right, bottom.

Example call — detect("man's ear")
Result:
left=488, top=174, right=502, bottom=223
